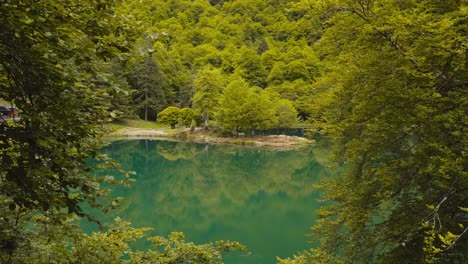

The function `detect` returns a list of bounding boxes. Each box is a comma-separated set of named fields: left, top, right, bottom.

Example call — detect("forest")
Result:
left=0, top=0, right=466, bottom=263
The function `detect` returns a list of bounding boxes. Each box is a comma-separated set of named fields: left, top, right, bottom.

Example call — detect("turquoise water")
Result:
left=87, top=139, right=337, bottom=263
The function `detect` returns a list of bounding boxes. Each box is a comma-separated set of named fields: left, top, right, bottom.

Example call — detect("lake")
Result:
left=85, top=139, right=338, bottom=263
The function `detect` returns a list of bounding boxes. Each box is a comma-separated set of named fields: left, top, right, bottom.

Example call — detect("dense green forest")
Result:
left=0, top=0, right=467, bottom=263
left=115, top=0, right=319, bottom=132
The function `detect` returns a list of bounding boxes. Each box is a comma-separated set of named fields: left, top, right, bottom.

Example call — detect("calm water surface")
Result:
left=87, top=139, right=337, bottom=264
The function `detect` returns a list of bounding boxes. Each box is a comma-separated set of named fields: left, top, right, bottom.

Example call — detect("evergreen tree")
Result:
left=128, top=57, right=172, bottom=121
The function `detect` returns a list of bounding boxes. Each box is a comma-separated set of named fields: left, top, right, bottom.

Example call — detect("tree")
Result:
left=0, top=0, right=138, bottom=256
left=241, top=89, right=277, bottom=134
left=157, top=106, right=181, bottom=129
left=216, top=78, right=250, bottom=134
left=152, top=43, right=193, bottom=108
left=266, top=80, right=315, bottom=120
left=1, top=214, right=246, bottom=263
left=179, top=108, right=194, bottom=128
left=0, top=1, right=246, bottom=261
left=267, top=62, right=286, bottom=85
left=217, top=78, right=277, bottom=135
left=281, top=0, right=468, bottom=263
left=108, top=61, right=136, bottom=119
left=234, top=46, right=268, bottom=88
left=192, top=67, right=226, bottom=130
left=274, top=99, right=299, bottom=129
left=128, top=57, right=173, bottom=121
left=0, top=0, right=134, bottom=223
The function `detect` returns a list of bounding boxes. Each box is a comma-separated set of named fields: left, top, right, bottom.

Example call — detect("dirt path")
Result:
left=111, top=127, right=168, bottom=136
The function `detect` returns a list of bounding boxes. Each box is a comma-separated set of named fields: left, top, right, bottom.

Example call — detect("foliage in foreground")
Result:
left=0, top=0, right=245, bottom=262
left=279, top=0, right=468, bottom=263
left=0, top=205, right=245, bottom=264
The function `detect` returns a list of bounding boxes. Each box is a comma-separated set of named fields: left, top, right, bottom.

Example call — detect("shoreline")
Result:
left=107, top=127, right=314, bottom=149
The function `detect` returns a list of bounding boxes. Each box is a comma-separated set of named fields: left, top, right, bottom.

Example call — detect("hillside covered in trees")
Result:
left=1, top=0, right=467, bottom=263
left=113, top=0, right=319, bottom=131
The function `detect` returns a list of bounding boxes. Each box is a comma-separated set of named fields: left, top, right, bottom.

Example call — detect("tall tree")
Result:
left=192, top=67, right=226, bottom=129
left=234, top=46, right=268, bottom=88
left=215, top=77, right=250, bottom=134
left=242, top=88, right=277, bottom=134
left=274, top=99, right=299, bottom=129
left=108, top=61, right=136, bottom=119
left=281, top=0, right=468, bottom=263
left=0, top=0, right=137, bottom=255
left=179, top=107, right=195, bottom=128
left=128, top=57, right=173, bottom=120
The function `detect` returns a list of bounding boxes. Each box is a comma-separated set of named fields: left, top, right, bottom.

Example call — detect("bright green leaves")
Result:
left=179, top=108, right=195, bottom=128
left=215, top=78, right=250, bottom=133
left=296, top=0, right=468, bottom=263
left=138, top=231, right=247, bottom=264
left=233, top=47, right=268, bottom=88
left=1, top=214, right=245, bottom=263
left=193, top=67, right=226, bottom=129
left=116, top=0, right=322, bottom=124
left=422, top=204, right=468, bottom=263
left=216, top=77, right=298, bottom=134
left=274, top=99, right=300, bottom=129
left=157, top=106, right=182, bottom=129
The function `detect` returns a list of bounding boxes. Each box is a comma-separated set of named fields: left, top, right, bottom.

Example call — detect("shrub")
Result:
left=157, top=106, right=181, bottom=129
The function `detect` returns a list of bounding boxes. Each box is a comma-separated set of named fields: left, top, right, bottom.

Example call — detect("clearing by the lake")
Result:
left=110, top=126, right=313, bottom=149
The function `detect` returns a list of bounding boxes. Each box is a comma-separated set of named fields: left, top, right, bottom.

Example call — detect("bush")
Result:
left=179, top=108, right=194, bottom=128
left=157, top=106, right=181, bottom=129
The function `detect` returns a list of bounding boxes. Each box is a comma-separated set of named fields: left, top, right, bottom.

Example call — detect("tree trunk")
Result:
left=203, top=113, right=209, bottom=130
left=144, top=89, right=148, bottom=121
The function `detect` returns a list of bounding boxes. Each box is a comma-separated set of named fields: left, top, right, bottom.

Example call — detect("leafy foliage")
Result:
left=274, top=99, right=299, bottom=129
left=192, top=67, right=226, bottom=129
left=216, top=77, right=282, bottom=135
left=0, top=1, right=246, bottom=262
left=3, top=0, right=465, bottom=262
left=179, top=107, right=195, bottom=128
left=117, top=0, right=317, bottom=128
left=157, top=106, right=181, bottom=129
left=0, top=0, right=142, bottom=256
left=278, top=0, right=468, bottom=263
left=0, top=0, right=134, bottom=223
left=0, top=212, right=246, bottom=264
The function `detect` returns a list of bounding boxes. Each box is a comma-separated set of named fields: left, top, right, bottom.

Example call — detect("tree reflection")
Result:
left=97, top=139, right=339, bottom=263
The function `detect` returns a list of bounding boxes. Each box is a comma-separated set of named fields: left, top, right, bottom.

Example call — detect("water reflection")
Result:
left=91, top=139, right=337, bottom=264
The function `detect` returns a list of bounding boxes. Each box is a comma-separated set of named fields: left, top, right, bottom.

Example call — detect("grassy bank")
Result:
left=107, top=118, right=314, bottom=149
left=109, top=118, right=167, bottom=131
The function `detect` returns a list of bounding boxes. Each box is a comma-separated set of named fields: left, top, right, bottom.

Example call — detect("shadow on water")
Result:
left=84, top=139, right=340, bottom=264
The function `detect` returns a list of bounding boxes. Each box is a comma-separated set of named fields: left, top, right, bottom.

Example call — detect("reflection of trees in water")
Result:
left=156, top=141, right=202, bottom=161
left=101, top=140, right=339, bottom=238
